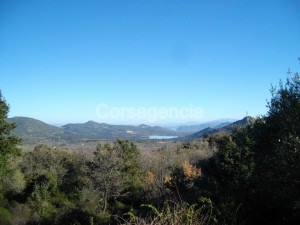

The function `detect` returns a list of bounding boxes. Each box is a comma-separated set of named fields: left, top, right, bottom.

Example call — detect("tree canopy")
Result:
left=0, top=91, right=21, bottom=224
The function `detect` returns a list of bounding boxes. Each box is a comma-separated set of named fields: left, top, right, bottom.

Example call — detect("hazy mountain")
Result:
left=7, top=117, right=63, bottom=143
left=62, top=120, right=177, bottom=140
left=213, top=121, right=232, bottom=129
left=175, top=119, right=237, bottom=134
left=8, top=117, right=178, bottom=143
left=8, top=116, right=252, bottom=143
left=184, top=116, right=254, bottom=140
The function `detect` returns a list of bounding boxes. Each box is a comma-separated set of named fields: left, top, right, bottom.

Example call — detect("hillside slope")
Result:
left=176, top=120, right=234, bottom=134
left=184, top=116, right=254, bottom=140
left=8, top=117, right=178, bottom=143
left=62, top=120, right=177, bottom=140
left=7, top=117, right=63, bottom=143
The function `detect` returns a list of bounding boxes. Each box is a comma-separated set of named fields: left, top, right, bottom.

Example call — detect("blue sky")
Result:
left=1, top=0, right=300, bottom=125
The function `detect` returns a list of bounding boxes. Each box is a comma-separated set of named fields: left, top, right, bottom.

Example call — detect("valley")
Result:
left=6, top=116, right=254, bottom=147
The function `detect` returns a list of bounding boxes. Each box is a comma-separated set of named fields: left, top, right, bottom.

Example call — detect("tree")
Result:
left=167, top=161, right=202, bottom=203
left=0, top=91, right=21, bottom=224
left=113, top=139, right=142, bottom=204
left=0, top=91, right=21, bottom=182
left=198, top=129, right=256, bottom=225
left=197, top=70, right=300, bottom=225
left=20, top=144, right=70, bottom=187
left=87, top=143, right=123, bottom=213
left=250, top=72, right=300, bottom=224
left=85, top=140, right=142, bottom=214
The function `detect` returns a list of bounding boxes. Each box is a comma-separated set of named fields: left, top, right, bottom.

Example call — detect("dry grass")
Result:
left=119, top=201, right=212, bottom=225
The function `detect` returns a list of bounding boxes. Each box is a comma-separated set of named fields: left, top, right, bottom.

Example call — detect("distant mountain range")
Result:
left=7, top=116, right=252, bottom=144
left=61, top=121, right=177, bottom=140
left=175, top=120, right=234, bottom=133
left=182, top=116, right=255, bottom=140
left=160, top=119, right=236, bottom=131
left=7, top=117, right=178, bottom=143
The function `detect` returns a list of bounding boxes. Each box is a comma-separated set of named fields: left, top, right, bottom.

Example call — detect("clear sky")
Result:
left=1, top=0, right=300, bottom=125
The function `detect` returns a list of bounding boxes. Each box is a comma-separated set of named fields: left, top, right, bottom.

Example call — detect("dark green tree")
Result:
left=197, top=70, right=300, bottom=225
left=250, top=72, right=300, bottom=224
left=199, top=128, right=256, bottom=225
left=113, top=139, right=142, bottom=194
left=0, top=91, right=21, bottom=224
left=0, top=91, right=21, bottom=182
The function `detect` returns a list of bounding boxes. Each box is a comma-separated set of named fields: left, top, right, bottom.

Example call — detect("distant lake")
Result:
left=149, top=135, right=178, bottom=140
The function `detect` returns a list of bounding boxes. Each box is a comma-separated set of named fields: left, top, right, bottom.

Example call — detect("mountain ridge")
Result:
left=7, top=116, right=178, bottom=143
left=7, top=116, right=253, bottom=144
left=183, top=116, right=254, bottom=140
left=176, top=120, right=235, bottom=134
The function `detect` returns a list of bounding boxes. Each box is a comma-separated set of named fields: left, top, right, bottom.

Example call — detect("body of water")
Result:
left=149, top=135, right=178, bottom=140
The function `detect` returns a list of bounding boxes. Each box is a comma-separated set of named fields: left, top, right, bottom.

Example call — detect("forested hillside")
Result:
left=7, top=118, right=178, bottom=143
left=0, top=71, right=299, bottom=225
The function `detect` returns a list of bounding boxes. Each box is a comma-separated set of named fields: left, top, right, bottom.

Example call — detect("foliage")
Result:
left=0, top=91, right=21, bottom=185
left=0, top=205, right=12, bottom=225
left=249, top=72, right=300, bottom=224
left=167, top=161, right=202, bottom=203
left=0, top=91, right=22, bottom=224
left=196, top=71, right=300, bottom=225
left=86, top=142, right=123, bottom=213
left=84, top=139, right=142, bottom=216
left=121, top=201, right=212, bottom=225
left=1, top=65, right=300, bottom=225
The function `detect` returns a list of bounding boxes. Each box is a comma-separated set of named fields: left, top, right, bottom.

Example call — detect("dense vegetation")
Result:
left=0, top=70, right=299, bottom=225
